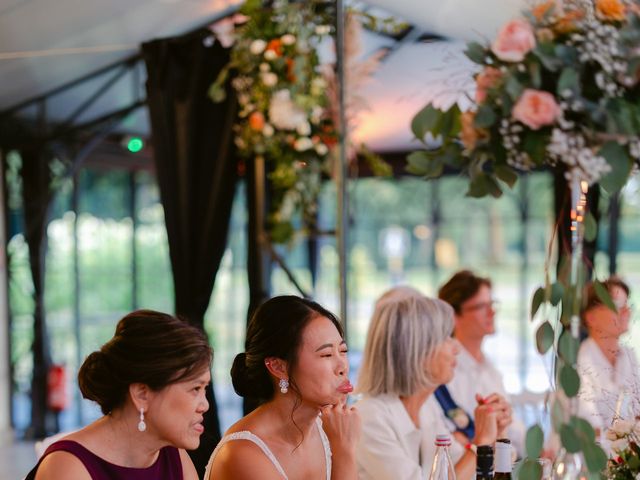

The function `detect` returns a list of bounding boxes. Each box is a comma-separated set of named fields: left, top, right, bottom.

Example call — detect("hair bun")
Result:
left=230, top=352, right=273, bottom=399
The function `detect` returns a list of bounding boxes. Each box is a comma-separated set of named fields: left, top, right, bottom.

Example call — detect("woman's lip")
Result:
left=337, top=381, right=353, bottom=393
left=193, top=423, right=204, bottom=433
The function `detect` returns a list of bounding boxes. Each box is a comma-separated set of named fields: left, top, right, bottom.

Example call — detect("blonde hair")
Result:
left=356, top=286, right=454, bottom=396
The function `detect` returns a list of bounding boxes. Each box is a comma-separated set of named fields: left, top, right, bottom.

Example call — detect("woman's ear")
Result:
left=129, top=383, right=151, bottom=411
left=264, top=357, right=289, bottom=380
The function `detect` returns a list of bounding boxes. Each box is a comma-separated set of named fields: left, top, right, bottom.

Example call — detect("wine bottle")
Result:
left=476, top=445, right=494, bottom=480
left=494, top=439, right=512, bottom=480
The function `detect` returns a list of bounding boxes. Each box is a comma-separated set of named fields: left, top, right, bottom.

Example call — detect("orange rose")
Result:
left=532, top=1, right=555, bottom=21
left=491, top=19, right=536, bottom=62
left=249, top=111, right=265, bottom=131
left=475, top=67, right=502, bottom=103
left=554, top=10, right=584, bottom=33
left=266, top=39, right=283, bottom=56
left=512, top=89, right=560, bottom=130
left=596, top=0, right=626, bottom=21
left=460, top=111, right=484, bottom=150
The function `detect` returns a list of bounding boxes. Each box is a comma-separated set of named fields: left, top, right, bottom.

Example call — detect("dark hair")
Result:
left=438, top=270, right=492, bottom=314
left=78, top=310, right=213, bottom=415
left=231, top=296, right=343, bottom=401
left=582, top=276, right=630, bottom=315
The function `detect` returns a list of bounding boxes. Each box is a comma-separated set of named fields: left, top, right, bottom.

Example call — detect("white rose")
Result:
left=634, top=420, right=640, bottom=436
left=611, top=437, right=629, bottom=453
left=296, top=121, right=311, bottom=136
left=294, top=137, right=313, bottom=151
left=281, top=34, right=296, bottom=45
left=250, top=40, right=267, bottom=55
left=315, top=25, right=331, bottom=35
left=262, top=124, right=274, bottom=137
left=261, top=72, right=278, bottom=87
left=259, top=63, right=270, bottom=72
left=268, top=90, right=307, bottom=131
left=264, top=49, right=277, bottom=61
left=612, top=419, right=634, bottom=437
left=606, top=428, right=619, bottom=442
left=315, top=143, right=328, bottom=156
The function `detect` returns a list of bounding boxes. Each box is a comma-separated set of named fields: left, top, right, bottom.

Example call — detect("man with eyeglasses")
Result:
left=437, top=270, right=525, bottom=456
left=577, top=276, right=640, bottom=446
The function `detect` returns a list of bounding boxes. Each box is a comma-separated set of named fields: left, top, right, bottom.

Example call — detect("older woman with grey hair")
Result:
left=355, top=286, right=500, bottom=480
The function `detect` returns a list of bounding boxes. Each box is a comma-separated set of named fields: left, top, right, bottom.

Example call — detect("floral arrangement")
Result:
left=408, top=0, right=640, bottom=198
left=210, top=0, right=335, bottom=243
left=210, top=0, right=386, bottom=243
left=606, top=418, right=640, bottom=480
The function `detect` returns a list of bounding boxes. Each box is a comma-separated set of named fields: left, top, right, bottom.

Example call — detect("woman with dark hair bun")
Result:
left=26, top=310, right=213, bottom=480
left=206, top=295, right=360, bottom=480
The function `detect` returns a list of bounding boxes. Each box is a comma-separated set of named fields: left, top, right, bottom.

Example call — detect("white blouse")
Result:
left=355, top=394, right=464, bottom=480
left=577, top=338, right=640, bottom=435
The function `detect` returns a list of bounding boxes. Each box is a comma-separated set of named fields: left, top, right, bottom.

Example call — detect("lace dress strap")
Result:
left=204, top=431, right=288, bottom=480
left=316, top=416, right=333, bottom=480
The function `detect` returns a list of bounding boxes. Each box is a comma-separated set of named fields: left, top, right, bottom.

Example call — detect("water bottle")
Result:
left=429, top=434, right=457, bottom=480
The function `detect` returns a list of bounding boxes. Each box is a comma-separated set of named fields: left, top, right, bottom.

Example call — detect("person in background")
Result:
left=206, top=295, right=360, bottom=480
left=578, top=276, right=640, bottom=443
left=355, top=286, right=500, bottom=480
left=438, top=270, right=524, bottom=455
left=28, top=310, right=212, bottom=480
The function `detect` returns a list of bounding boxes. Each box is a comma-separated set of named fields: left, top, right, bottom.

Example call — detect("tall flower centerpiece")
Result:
left=211, top=0, right=386, bottom=244
left=408, top=1, right=640, bottom=478
left=606, top=418, right=640, bottom=480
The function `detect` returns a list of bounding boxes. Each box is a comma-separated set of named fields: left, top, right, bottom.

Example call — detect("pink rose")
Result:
left=475, top=67, right=502, bottom=103
left=491, top=19, right=536, bottom=62
left=512, top=89, right=560, bottom=130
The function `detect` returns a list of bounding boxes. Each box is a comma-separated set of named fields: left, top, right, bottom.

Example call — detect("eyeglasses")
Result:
left=461, top=299, right=499, bottom=313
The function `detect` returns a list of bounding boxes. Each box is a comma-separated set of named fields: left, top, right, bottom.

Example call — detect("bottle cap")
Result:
left=435, top=434, right=452, bottom=446
left=496, top=438, right=511, bottom=444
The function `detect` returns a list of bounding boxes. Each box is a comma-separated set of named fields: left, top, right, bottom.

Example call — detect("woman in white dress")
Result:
left=578, top=276, right=640, bottom=444
left=206, top=295, right=360, bottom=480
left=355, top=286, right=501, bottom=480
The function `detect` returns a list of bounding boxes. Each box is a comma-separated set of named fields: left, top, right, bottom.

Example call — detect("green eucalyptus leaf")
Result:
left=551, top=398, right=565, bottom=432
left=522, top=131, right=547, bottom=165
left=584, top=211, right=597, bottom=242
left=467, top=172, right=503, bottom=198
left=560, top=363, right=581, bottom=397
left=465, top=42, right=487, bottom=64
left=526, top=424, right=544, bottom=459
left=474, top=105, right=497, bottom=128
left=557, top=68, right=579, bottom=96
left=406, top=151, right=444, bottom=178
left=494, top=165, right=518, bottom=188
left=570, top=416, right=596, bottom=444
left=440, top=105, right=462, bottom=138
left=558, top=330, right=579, bottom=365
left=551, top=282, right=564, bottom=306
left=536, top=321, right=555, bottom=354
left=582, top=442, right=608, bottom=473
left=593, top=279, right=618, bottom=312
left=560, top=424, right=581, bottom=453
left=506, top=76, right=524, bottom=100
left=599, top=141, right=633, bottom=194
left=518, top=459, right=543, bottom=480
left=531, top=287, right=545, bottom=320
left=411, top=105, right=443, bottom=141
left=529, top=61, right=542, bottom=88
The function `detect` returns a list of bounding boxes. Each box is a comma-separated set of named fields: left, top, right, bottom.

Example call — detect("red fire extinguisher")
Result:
left=47, top=364, right=69, bottom=412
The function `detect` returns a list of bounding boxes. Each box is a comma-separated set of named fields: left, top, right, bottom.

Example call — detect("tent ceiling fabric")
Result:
left=0, top=0, right=527, bottom=150
left=364, top=0, right=528, bottom=41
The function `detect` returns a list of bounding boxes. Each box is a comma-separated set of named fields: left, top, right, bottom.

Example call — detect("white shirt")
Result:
left=356, top=394, right=464, bottom=480
left=577, top=337, right=640, bottom=433
left=446, top=345, right=526, bottom=455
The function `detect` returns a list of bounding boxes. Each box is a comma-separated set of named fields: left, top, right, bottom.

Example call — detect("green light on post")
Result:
left=127, top=137, right=144, bottom=153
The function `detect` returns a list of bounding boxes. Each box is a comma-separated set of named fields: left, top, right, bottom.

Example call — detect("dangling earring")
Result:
left=138, top=408, right=147, bottom=432
left=279, top=378, right=289, bottom=394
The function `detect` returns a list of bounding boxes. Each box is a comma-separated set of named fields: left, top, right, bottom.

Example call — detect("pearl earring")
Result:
left=279, top=378, right=289, bottom=394
left=138, top=408, right=146, bottom=432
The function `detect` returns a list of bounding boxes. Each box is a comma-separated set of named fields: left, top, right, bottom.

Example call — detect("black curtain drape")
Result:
left=21, top=143, right=55, bottom=438
left=142, top=30, right=238, bottom=478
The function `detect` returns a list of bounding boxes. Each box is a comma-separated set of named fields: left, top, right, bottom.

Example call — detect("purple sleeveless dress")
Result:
left=25, top=440, right=183, bottom=479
